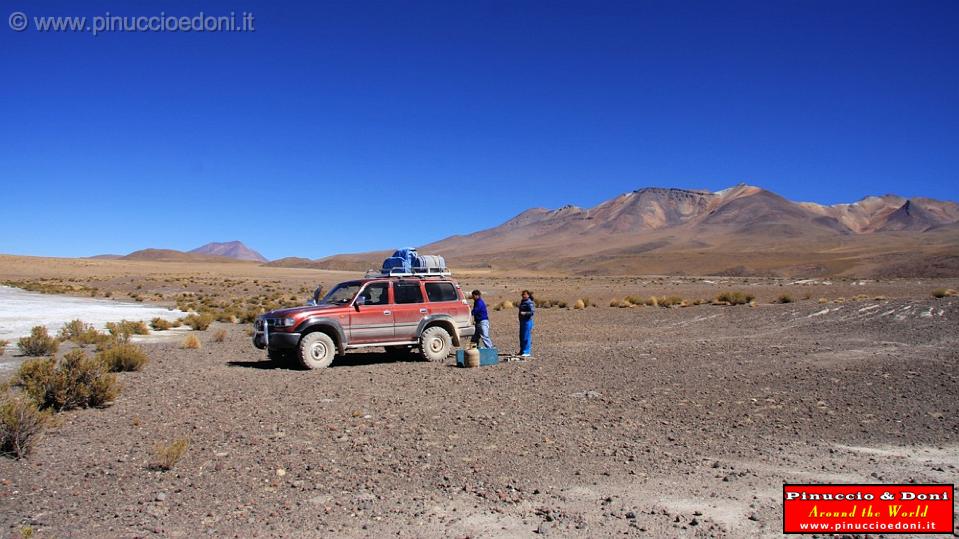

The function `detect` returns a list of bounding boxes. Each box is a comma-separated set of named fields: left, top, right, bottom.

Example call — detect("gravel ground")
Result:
left=1, top=285, right=957, bottom=538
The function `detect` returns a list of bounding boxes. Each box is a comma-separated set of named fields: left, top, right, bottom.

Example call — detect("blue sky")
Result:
left=1, top=0, right=956, bottom=260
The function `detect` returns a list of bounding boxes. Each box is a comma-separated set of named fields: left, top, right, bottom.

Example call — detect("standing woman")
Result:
left=518, top=290, right=535, bottom=357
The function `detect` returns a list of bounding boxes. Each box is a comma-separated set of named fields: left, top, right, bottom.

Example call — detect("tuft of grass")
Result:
left=96, top=342, right=149, bottom=372
left=775, top=294, right=794, bottom=304
left=182, top=313, right=214, bottom=331
left=0, top=339, right=8, bottom=357
left=573, top=299, right=586, bottom=310
left=493, top=300, right=515, bottom=311
left=932, top=288, right=957, bottom=299
left=105, top=320, right=149, bottom=338
left=714, top=291, right=755, bottom=306
left=17, top=326, right=59, bottom=357
left=212, top=329, right=227, bottom=343
left=1, top=391, right=51, bottom=459
left=57, top=319, right=104, bottom=346
left=15, top=350, right=119, bottom=411
left=151, top=437, right=189, bottom=471
left=182, top=334, right=202, bottom=349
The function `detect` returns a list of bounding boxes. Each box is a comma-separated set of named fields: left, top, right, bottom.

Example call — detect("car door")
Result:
left=349, top=281, right=394, bottom=344
left=392, top=280, right=427, bottom=341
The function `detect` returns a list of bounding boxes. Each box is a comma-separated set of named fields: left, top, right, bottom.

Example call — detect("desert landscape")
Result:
left=3, top=3, right=957, bottom=536
left=1, top=254, right=956, bottom=538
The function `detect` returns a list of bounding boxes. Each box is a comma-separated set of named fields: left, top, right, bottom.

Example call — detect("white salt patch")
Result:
left=0, top=286, right=185, bottom=358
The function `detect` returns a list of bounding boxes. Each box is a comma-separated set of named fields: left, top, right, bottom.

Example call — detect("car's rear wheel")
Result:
left=420, top=326, right=452, bottom=362
left=298, top=332, right=336, bottom=370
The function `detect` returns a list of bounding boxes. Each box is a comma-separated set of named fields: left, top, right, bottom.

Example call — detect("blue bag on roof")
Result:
left=381, top=248, right=447, bottom=274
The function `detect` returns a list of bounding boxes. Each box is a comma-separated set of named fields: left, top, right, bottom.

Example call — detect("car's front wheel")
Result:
left=298, top=332, right=336, bottom=370
left=419, top=326, right=452, bottom=362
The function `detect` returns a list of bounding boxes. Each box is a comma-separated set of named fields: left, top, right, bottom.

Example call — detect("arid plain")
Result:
left=1, top=255, right=957, bottom=538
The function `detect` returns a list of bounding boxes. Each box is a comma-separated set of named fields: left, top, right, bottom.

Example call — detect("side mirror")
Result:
left=354, top=296, right=366, bottom=310
left=312, top=286, right=323, bottom=305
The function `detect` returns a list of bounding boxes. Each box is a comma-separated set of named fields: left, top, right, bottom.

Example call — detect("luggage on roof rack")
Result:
left=372, top=248, right=450, bottom=277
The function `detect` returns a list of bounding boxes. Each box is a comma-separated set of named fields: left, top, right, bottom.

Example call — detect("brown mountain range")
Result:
left=285, top=184, right=959, bottom=277
left=189, top=241, right=268, bottom=262
left=102, top=242, right=267, bottom=263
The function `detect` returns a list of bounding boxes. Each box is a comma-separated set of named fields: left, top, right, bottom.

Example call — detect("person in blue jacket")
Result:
left=518, top=290, right=535, bottom=357
left=470, top=290, right=493, bottom=348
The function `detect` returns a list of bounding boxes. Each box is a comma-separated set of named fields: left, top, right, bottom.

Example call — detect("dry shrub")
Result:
left=212, top=329, right=227, bottom=343
left=151, top=437, right=189, bottom=471
left=775, top=294, right=794, bottom=304
left=573, top=299, right=586, bottom=310
left=818, top=297, right=829, bottom=304
left=493, top=300, right=515, bottom=311
left=57, top=319, right=103, bottom=345
left=97, top=342, right=149, bottom=372
left=183, top=313, right=214, bottom=331
left=182, top=334, right=202, bottom=349
left=715, top=291, right=755, bottom=305
left=657, top=296, right=685, bottom=307
left=17, top=326, right=59, bottom=357
left=0, top=340, right=8, bottom=357
left=932, top=288, right=957, bottom=298
left=106, top=320, right=149, bottom=337
left=1, top=391, right=51, bottom=459
left=623, top=295, right=644, bottom=306
left=150, top=317, right=176, bottom=331
left=16, top=350, right=119, bottom=411
left=534, top=298, right=567, bottom=309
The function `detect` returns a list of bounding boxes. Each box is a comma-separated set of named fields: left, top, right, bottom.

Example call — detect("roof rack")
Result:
left=364, top=267, right=452, bottom=278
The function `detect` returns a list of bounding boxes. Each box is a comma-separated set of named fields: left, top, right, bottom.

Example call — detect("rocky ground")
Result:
left=0, top=263, right=957, bottom=538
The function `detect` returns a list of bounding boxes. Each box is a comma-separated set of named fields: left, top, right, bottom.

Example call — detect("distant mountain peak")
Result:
left=189, top=241, right=267, bottom=262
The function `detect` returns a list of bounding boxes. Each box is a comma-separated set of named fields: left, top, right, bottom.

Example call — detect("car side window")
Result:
left=360, top=282, right=389, bottom=306
left=425, top=282, right=457, bottom=302
left=394, top=282, right=424, bottom=304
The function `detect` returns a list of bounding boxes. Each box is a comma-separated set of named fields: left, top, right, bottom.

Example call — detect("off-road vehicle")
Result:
left=252, top=273, right=474, bottom=369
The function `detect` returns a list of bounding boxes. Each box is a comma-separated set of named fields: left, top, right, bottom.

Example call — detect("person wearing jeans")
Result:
left=470, top=290, right=493, bottom=348
left=518, top=290, right=535, bottom=356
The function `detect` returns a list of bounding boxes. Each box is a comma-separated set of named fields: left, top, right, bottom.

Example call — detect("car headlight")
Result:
left=279, top=318, right=296, bottom=328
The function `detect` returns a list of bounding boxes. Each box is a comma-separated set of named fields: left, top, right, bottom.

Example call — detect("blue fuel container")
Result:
left=456, top=348, right=499, bottom=367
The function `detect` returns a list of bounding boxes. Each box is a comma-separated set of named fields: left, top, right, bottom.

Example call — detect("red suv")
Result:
left=252, top=276, right=474, bottom=369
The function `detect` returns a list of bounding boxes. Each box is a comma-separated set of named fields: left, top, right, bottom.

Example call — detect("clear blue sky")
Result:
left=1, top=0, right=956, bottom=260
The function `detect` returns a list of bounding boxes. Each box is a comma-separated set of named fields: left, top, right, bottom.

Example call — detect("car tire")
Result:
left=298, top=332, right=336, bottom=370
left=420, top=326, right=452, bottom=362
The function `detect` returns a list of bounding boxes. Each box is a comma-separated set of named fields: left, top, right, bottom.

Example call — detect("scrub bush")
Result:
left=17, top=326, right=59, bottom=357
left=57, top=319, right=104, bottom=346
left=105, top=320, right=149, bottom=337
left=715, top=291, right=755, bottom=305
left=0, top=391, right=51, bottom=459
left=182, top=313, right=214, bottom=331
left=97, top=342, right=149, bottom=372
left=16, top=350, right=119, bottom=411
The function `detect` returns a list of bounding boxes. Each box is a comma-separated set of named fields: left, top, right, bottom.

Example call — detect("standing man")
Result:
left=470, top=290, right=493, bottom=349
left=518, top=290, right=535, bottom=357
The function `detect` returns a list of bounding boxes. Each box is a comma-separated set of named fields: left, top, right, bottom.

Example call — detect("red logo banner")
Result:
left=783, top=484, right=954, bottom=534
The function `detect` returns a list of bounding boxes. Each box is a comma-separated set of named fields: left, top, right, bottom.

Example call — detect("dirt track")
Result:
left=2, top=274, right=957, bottom=538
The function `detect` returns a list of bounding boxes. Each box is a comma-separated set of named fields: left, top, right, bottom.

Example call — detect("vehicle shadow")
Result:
left=227, top=351, right=422, bottom=370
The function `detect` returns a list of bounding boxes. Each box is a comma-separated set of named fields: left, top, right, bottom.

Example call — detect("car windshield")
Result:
left=321, top=282, right=362, bottom=305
